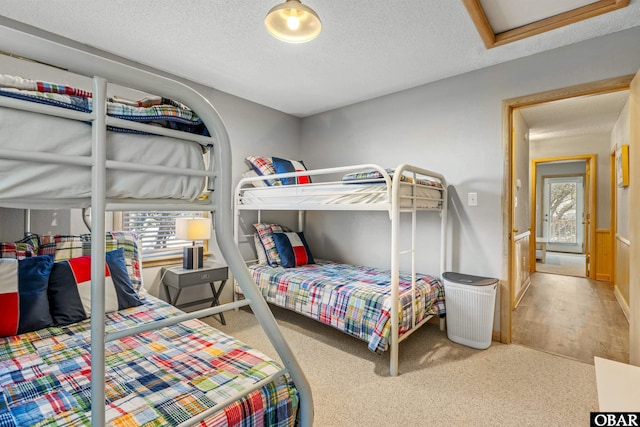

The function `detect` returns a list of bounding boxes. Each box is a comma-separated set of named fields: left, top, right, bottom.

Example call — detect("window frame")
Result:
left=113, top=211, right=210, bottom=267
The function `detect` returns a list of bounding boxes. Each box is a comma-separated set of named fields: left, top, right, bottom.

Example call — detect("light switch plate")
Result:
left=468, top=192, right=478, bottom=206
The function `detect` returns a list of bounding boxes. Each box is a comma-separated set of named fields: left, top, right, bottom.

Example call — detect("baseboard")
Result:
left=613, top=285, right=630, bottom=323
left=492, top=330, right=500, bottom=342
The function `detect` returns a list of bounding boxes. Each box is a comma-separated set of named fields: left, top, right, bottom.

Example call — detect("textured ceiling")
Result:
left=0, top=1, right=639, bottom=118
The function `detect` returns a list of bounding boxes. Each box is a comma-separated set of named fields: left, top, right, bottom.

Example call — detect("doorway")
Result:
left=507, top=89, right=630, bottom=362
left=500, top=75, right=634, bottom=348
left=542, top=174, right=585, bottom=254
left=530, top=156, right=595, bottom=280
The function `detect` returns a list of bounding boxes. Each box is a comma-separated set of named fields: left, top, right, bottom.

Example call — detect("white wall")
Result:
left=299, top=27, right=640, bottom=332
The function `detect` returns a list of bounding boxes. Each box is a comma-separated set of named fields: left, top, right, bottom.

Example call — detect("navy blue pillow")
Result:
left=48, top=248, right=142, bottom=326
left=106, top=247, right=141, bottom=310
left=0, top=255, right=54, bottom=337
left=272, top=232, right=315, bottom=268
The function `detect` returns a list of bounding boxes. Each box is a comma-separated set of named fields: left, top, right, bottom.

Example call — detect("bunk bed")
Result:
left=0, top=18, right=312, bottom=426
left=235, top=160, right=449, bottom=376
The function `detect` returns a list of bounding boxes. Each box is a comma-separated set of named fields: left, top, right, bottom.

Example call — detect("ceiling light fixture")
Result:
left=265, top=0, right=322, bottom=44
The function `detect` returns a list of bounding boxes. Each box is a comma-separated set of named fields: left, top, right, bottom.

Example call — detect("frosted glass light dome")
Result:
left=265, top=0, right=322, bottom=43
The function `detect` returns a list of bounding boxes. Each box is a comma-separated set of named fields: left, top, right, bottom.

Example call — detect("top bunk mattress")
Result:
left=238, top=182, right=442, bottom=209
left=0, top=106, right=207, bottom=206
left=237, top=159, right=445, bottom=211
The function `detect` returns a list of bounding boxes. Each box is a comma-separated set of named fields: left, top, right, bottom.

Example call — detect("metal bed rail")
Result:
left=234, top=161, right=448, bottom=376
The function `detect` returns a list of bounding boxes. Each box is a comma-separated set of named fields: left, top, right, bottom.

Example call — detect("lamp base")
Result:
left=183, top=246, right=203, bottom=269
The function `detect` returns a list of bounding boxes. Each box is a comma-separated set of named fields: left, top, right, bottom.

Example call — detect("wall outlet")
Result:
left=468, top=192, right=478, bottom=206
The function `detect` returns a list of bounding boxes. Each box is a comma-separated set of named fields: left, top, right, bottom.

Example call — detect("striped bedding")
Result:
left=0, top=74, right=209, bottom=136
left=0, top=296, right=298, bottom=426
left=249, top=261, right=445, bottom=353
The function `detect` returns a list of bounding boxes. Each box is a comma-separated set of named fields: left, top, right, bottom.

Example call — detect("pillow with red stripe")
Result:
left=253, top=223, right=291, bottom=267
left=271, top=232, right=315, bottom=268
left=48, top=248, right=142, bottom=326
left=0, top=255, right=54, bottom=337
left=272, top=157, right=311, bottom=185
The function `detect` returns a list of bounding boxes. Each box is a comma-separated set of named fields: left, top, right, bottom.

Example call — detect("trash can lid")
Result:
left=442, top=272, right=498, bottom=286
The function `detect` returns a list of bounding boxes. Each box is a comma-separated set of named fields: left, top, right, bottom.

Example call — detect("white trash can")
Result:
left=443, top=272, right=498, bottom=350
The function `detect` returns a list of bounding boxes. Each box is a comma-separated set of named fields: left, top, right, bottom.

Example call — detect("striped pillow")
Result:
left=0, top=255, right=54, bottom=337
left=272, top=157, right=311, bottom=185
left=271, top=232, right=315, bottom=268
left=47, top=248, right=142, bottom=326
left=52, top=231, right=144, bottom=296
left=253, top=223, right=291, bottom=267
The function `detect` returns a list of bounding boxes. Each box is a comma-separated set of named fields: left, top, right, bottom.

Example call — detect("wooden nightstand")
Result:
left=161, top=261, right=228, bottom=324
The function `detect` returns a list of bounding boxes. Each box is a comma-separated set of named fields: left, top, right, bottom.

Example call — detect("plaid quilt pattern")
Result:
left=250, top=260, right=445, bottom=353
left=0, top=75, right=208, bottom=136
left=0, top=296, right=298, bottom=426
left=0, top=235, right=40, bottom=259
left=342, top=168, right=443, bottom=188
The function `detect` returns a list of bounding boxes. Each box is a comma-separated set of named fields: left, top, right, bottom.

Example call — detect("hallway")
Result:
left=512, top=272, right=629, bottom=364
left=536, top=251, right=586, bottom=277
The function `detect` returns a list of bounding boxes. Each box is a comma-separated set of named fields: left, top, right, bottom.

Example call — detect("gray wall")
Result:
left=299, top=26, right=640, bottom=288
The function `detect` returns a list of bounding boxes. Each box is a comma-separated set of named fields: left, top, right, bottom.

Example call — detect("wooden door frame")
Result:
left=501, top=75, right=633, bottom=343
left=530, top=158, right=594, bottom=276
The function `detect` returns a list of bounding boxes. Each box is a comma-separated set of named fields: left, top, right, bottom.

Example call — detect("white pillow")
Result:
left=254, top=234, right=268, bottom=265
left=242, top=169, right=268, bottom=188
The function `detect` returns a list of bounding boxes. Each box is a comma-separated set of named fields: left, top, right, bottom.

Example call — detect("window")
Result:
left=117, top=211, right=209, bottom=261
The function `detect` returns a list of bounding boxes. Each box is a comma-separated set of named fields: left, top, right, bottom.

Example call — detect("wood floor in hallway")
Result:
left=512, top=272, right=629, bottom=364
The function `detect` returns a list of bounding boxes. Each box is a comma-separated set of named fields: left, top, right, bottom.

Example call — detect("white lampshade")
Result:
left=175, top=218, right=211, bottom=242
left=265, top=0, right=322, bottom=44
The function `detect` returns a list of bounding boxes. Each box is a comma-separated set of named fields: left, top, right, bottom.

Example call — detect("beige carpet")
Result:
left=206, top=305, right=598, bottom=427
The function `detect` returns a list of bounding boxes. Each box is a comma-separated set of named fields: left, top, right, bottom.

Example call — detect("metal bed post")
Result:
left=89, top=76, right=108, bottom=426
left=23, top=209, right=30, bottom=233
left=389, top=172, right=401, bottom=377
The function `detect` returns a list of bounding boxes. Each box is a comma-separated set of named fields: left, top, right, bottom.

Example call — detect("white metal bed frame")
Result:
left=234, top=163, right=449, bottom=376
left=0, top=17, right=312, bottom=427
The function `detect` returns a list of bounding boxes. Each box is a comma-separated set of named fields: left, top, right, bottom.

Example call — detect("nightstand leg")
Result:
left=172, top=289, right=182, bottom=306
left=163, top=284, right=172, bottom=304
left=209, top=280, right=227, bottom=325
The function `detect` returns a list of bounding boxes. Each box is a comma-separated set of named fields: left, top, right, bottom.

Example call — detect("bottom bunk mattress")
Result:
left=248, top=261, right=446, bottom=354
left=0, top=296, right=298, bottom=427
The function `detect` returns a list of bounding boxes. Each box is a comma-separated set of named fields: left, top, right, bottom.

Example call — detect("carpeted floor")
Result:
left=206, top=305, right=599, bottom=427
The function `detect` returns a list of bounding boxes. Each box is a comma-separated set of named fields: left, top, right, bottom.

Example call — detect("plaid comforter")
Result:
left=0, top=74, right=209, bottom=136
left=249, top=261, right=445, bottom=353
left=0, top=297, right=298, bottom=426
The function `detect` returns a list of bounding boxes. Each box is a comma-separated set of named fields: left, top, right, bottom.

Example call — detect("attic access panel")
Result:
left=462, top=0, right=630, bottom=48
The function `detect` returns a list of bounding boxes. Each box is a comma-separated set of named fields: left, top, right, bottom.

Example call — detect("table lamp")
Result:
left=175, top=217, right=211, bottom=269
